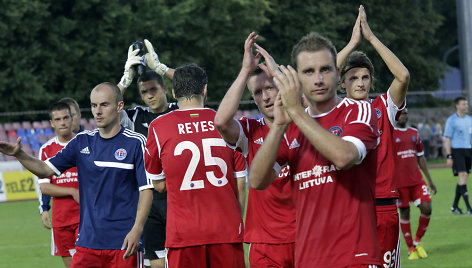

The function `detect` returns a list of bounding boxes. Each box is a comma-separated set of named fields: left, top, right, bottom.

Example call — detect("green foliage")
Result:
left=0, top=0, right=453, bottom=114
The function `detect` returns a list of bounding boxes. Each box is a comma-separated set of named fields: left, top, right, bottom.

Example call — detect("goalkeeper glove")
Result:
left=119, top=45, right=143, bottom=88
left=144, top=39, right=169, bottom=76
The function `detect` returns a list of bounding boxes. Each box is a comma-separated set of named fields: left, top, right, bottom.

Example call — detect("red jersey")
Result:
left=276, top=99, right=380, bottom=267
left=233, top=117, right=296, bottom=244
left=145, top=108, right=244, bottom=248
left=393, top=127, right=424, bottom=188
left=37, top=136, right=79, bottom=228
left=370, top=91, right=404, bottom=199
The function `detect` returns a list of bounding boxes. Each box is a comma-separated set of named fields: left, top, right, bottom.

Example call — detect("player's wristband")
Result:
left=447, top=154, right=452, bottom=159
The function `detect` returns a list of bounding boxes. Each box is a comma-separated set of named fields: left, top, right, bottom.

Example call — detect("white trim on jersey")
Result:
left=50, top=228, right=55, bottom=256
left=147, top=170, right=165, bottom=181
left=38, top=178, right=51, bottom=184
left=383, top=89, right=405, bottom=127
left=232, top=119, right=249, bottom=157
left=234, top=169, right=248, bottom=178
left=342, top=136, right=367, bottom=164
left=45, top=159, right=62, bottom=176
left=123, top=129, right=153, bottom=188
left=94, top=161, right=134, bottom=169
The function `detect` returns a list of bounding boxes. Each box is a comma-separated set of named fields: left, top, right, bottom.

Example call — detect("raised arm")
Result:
left=215, top=32, right=261, bottom=144
left=122, top=188, right=152, bottom=259
left=337, top=11, right=362, bottom=68
left=249, top=93, right=290, bottom=190
left=118, top=44, right=143, bottom=95
left=144, top=39, right=175, bottom=80
left=275, top=66, right=360, bottom=169
left=0, top=138, right=55, bottom=178
left=360, top=5, right=409, bottom=106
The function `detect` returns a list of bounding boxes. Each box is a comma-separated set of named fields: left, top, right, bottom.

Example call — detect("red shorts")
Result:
left=71, top=246, right=143, bottom=268
left=397, top=181, right=432, bottom=208
left=248, top=243, right=295, bottom=268
left=52, top=223, right=79, bottom=256
left=376, top=204, right=401, bottom=268
left=166, top=243, right=244, bottom=268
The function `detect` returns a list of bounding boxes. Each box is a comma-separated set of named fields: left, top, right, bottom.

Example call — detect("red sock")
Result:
left=415, top=214, right=431, bottom=243
left=400, top=218, right=415, bottom=251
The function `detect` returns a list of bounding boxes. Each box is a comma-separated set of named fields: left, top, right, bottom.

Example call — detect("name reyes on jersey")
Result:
left=177, top=120, right=215, bottom=134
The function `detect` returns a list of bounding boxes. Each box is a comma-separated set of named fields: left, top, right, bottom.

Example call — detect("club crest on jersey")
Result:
left=115, top=148, right=127, bottom=160
left=375, top=108, right=381, bottom=119
left=329, top=126, right=342, bottom=136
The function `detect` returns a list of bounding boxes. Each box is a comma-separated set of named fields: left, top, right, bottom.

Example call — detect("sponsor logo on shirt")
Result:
left=395, top=137, right=401, bottom=143
left=115, top=148, right=127, bottom=160
left=411, top=135, right=416, bottom=142
left=254, top=137, right=264, bottom=145
left=294, top=164, right=338, bottom=190
left=396, top=149, right=416, bottom=159
left=289, top=138, right=300, bottom=149
left=328, top=126, right=342, bottom=136
left=80, top=147, right=90, bottom=154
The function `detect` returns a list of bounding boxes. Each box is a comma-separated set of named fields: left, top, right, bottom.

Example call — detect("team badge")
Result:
left=115, top=148, right=127, bottom=160
left=329, top=126, right=342, bottom=136
left=375, top=108, right=381, bottom=119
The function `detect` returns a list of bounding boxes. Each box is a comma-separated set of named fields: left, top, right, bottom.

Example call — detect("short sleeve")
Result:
left=145, top=124, right=165, bottom=181
left=444, top=116, right=453, bottom=138
left=46, top=138, right=78, bottom=176
left=342, top=101, right=379, bottom=164
left=233, top=151, right=247, bottom=178
left=133, top=135, right=153, bottom=191
left=416, top=131, right=424, bottom=156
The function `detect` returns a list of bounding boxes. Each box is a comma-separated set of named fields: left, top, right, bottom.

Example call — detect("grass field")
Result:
left=0, top=168, right=471, bottom=267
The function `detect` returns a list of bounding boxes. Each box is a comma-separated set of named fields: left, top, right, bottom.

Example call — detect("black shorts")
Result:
left=452, top=148, right=472, bottom=176
left=143, top=191, right=167, bottom=260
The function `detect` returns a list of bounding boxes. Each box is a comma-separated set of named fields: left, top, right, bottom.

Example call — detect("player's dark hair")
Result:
left=172, top=64, right=208, bottom=100
left=49, top=101, right=71, bottom=119
left=339, top=51, right=376, bottom=91
left=454, top=96, right=467, bottom=105
left=59, top=97, right=80, bottom=115
left=291, top=32, right=337, bottom=70
left=137, top=71, right=165, bottom=88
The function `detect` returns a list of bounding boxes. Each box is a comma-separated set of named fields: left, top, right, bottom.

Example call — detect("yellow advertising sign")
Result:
left=2, top=170, right=37, bottom=201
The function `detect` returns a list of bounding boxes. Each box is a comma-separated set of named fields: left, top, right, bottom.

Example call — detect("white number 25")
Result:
left=174, top=138, right=229, bottom=190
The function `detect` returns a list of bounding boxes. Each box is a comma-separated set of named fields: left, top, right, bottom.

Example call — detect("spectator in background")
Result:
left=418, top=122, right=433, bottom=159
left=445, top=96, right=472, bottom=215
left=434, top=122, right=444, bottom=158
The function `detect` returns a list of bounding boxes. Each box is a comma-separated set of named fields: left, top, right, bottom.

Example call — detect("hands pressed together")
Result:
left=119, top=39, right=169, bottom=89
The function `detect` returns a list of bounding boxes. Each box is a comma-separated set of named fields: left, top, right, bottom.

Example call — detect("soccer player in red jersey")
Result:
left=214, top=32, right=296, bottom=268
left=37, top=101, right=80, bottom=268
left=249, top=32, right=381, bottom=267
left=393, top=109, right=437, bottom=260
left=337, top=6, right=410, bottom=267
left=144, top=65, right=245, bottom=268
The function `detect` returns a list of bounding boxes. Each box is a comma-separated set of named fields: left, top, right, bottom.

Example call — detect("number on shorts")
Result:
left=422, top=185, right=430, bottom=196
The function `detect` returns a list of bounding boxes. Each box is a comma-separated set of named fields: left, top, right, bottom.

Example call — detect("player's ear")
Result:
left=117, top=101, right=124, bottom=113
left=202, top=84, right=208, bottom=97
